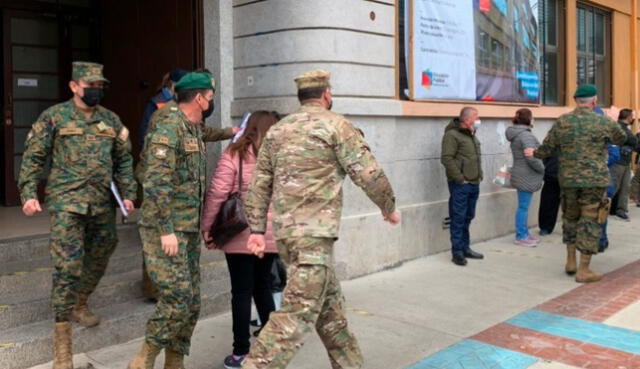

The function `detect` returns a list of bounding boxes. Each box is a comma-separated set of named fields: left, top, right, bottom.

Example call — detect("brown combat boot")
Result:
left=575, top=253, right=602, bottom=283
left=53, top=322, right=73, bottom=369
left=127, top=341, right=161, bottom=369
left=70, top=293, right=100, bottom=327
left=565, top=244, right=577, bottom=275
left=164, top=349, right=184, bottom=369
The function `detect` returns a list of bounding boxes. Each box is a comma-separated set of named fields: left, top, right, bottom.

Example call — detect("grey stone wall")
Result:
left=203, top=0, right=555, bottom=279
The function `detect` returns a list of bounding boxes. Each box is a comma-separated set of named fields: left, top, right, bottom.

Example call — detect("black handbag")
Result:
left=207, top=158, right=249, bottom=248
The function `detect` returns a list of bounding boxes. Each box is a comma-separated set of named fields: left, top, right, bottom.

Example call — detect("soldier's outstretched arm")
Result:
left=142, top=130, right=178, bottom=235
left=244, top=136, right=275, bottom=234
left=202, top=126, right=235, bottom=142
left=112, top=119, right=137, bottom=202
left=534, top=123, right=559, bottom=159
left=608, top=119, right=627, bottom=146
left=334, top=120, right=396, bottom=217
left=18, top=114, right=54, bottom=204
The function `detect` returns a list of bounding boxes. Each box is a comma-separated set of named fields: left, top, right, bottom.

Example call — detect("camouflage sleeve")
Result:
left=142, top=128, right=178, bottom=235
left=112, top=118, right=137, bottom=201
left=334, top=120, right=396, bottom=216
left=534, top=122, right=559, bottom=159
left=608, top=119, right=627, bottom=146
left=244, top=135, right=274, bottom=233
left=17, top=113, right=54, bottom=204
left=202, top=126, right=234, bottom=142
left=440, top=132, right=464, bottom=184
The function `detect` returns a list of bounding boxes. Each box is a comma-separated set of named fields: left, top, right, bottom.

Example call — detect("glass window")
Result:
left=576, top=3, right=611, bottom=105
left=539, top=0, right=565, bottom=105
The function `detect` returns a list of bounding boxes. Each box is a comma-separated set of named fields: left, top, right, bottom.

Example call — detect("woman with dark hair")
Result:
left=506, top=108, right=545, bottom=247
left=201, top=111, right=280, bottom=369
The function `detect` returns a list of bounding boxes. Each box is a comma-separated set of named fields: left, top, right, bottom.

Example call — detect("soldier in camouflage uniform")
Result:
left=528, top=84, right=626, bottom=283
left=128, top=72, right=238, bottom=369
left=18, top=62, right=136, bottom=369
left=241, top=70, right=400, bottom=369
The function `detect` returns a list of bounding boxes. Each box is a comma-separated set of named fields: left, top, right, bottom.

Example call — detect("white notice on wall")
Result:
left=17, top=78, right=38, bottom=87
left=412, top=0, right=476, bottom=100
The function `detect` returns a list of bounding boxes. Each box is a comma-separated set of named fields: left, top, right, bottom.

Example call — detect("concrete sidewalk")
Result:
left=29, top=207, right=640, bottom=369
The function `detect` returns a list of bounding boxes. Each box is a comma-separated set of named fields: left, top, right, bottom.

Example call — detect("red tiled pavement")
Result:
left=537, top=259, right=640, bottom=322
left=471, top=323, right=640, bottom=369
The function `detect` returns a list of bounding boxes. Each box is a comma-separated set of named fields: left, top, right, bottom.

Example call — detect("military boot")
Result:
left=127, top=341, right=161, bottom=369
left=164, top=349, right=184, bottom=369
left=575, top=254, right=602, bottom=283
left=70, top=293, right=100, bottom=327
left=565, top=244, right=577, bottom=275
left=53, top=322, right=73, bottom=369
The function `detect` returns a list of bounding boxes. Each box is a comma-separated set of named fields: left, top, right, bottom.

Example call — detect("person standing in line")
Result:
left=609, top=109, right=637, bottom=221
left=201, top=111, right=281, bottom=369
left=506, top=108, right=545, bottom=247
left=441, top=107, right=485, bottom=266
left=128, top=72, right=238, bottom=369
left=241, top=69, right=400, bottom=369
left=139, top=69, right=188, bottom=146
left=526, top=84, right=626, bottom=283
left=18, top=61, right=136, bottom=369
left=538, top=152, right=561, bottom=236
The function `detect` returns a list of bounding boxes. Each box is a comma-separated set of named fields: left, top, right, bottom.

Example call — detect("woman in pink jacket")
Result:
left=201, top=111, right=279, bottom=369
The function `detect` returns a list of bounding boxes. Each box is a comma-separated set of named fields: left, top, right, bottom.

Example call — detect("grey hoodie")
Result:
left=505, top=125, right=544, bottom=192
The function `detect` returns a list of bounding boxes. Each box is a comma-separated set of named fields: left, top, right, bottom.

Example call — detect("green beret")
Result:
left=174, top=72, right=216, bottom=92
left=574, top=84, right=597, bottom=98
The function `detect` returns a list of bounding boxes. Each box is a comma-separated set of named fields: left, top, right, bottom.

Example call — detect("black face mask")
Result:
left=202, top=99, right=214, bottom=119
left=81, top=88, right=104, bottom=107
left=327, top=99, right=333, bottom=111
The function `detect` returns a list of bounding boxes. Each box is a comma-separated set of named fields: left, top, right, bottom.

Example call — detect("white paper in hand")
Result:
left=233, top=112, right=252, bottom=143
left=110, top=181, right=129, bottom=217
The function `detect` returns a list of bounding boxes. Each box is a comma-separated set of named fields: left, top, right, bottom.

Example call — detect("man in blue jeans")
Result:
left=441, top=107, right=485, bottom=266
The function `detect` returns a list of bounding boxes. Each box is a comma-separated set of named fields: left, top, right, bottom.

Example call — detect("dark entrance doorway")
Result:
left=1, top=0, right=202, bottom=206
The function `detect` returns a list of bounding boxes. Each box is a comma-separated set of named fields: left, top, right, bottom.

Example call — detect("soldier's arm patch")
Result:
left=154, top=147, right=168, bottom=159
left=118, top=126, right=130, bottom=141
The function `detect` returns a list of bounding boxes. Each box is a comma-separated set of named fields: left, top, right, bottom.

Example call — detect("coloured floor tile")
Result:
left=604, top=300, right=640, bottom=331
left=406, top=339, right=539, bottom=369
left=507, top=310, right=640, bottom=355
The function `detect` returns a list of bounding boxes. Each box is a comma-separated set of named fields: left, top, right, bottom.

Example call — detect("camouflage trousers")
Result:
left=242, top=237, right=363, bottom=369
left=139, top=227, right=201, bottom=355
left=561, top=187, right=607, bottom=255
left=50, top=209, right=117, bottom=321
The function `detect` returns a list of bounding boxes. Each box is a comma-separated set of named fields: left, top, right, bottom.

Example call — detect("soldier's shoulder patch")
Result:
left=118, top=126, right=130, bottom=141
left=150, top=134, right=176, bottom=147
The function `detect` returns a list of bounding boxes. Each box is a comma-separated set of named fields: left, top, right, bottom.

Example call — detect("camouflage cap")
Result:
left=574, top=84, right=598, bottom=98
left=294, top=69, right=331, bottom=90
left=72, top=61, right=109, bottom=83
left=174, top=72, right=216, bottom=92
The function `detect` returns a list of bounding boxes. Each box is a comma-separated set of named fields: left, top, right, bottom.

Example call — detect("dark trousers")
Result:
left=225, top=253, right=276, bottom=356
left=538, top=178, right=561, bottom=233
left=447, top=182, right=479, bottom=256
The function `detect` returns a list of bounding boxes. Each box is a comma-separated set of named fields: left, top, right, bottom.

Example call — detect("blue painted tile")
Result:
left=406, top=339, right=538, bottom=369
left=507, top=310, right=640, bottom=354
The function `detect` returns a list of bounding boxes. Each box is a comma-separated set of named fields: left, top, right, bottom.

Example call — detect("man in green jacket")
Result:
left=440, top=107, right=484, bottom=266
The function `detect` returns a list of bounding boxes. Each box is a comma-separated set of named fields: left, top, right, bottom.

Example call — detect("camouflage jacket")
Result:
left=18, top=99, right=136, bottom=214
left=245, top=103, right=396, bottom=240
left=535, top=107, right=626, bottom=188
left=138, top=103, right=234, bottom=234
